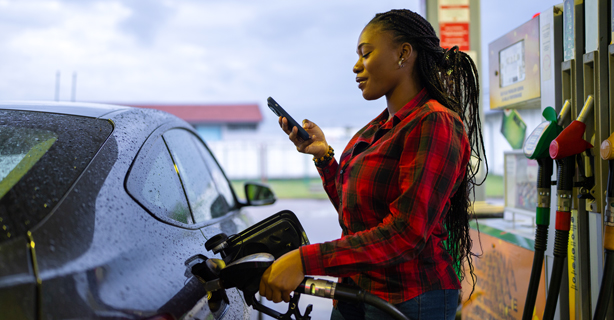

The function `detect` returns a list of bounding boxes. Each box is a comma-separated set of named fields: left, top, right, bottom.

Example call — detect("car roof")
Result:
left=0, top=101, right=131, bottom=119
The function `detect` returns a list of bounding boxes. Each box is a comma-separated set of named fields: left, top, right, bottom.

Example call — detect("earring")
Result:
left=398, top=58, right=405, bottom=68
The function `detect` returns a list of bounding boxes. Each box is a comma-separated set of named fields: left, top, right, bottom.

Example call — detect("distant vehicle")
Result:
left=0, top=102, right=276, bottom=319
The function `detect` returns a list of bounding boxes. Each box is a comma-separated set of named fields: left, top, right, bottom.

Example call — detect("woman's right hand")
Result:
left=279, top=117, right=329, bottom=159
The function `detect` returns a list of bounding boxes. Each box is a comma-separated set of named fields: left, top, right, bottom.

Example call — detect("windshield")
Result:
left=0, top=110, right=113, bottom=243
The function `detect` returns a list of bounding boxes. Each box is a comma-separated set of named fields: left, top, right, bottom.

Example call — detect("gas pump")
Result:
left=522, top=102, right=570, bottom=320
left=594, top=135, right=614, bottom=320
left=544, top=96, right=595, bottom=320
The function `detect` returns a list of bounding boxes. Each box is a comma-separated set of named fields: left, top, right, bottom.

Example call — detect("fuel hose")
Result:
left=296, top=278, right=409, bottom=320
left=543, top=96, right=593, bottom=320
left=522, top=158, right=553, bottom=320
left=592, top=134, right=614, bottom=320
left=542, top=156, right=574, bottom=320
left=521, top=105, right=566, bottom=320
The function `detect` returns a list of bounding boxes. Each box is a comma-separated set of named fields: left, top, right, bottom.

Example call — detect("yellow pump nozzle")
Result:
left=600, top=132, right=614, bottom=161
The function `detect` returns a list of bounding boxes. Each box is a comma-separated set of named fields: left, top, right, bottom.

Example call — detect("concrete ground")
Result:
left=243, top=198, right=341, bottom=320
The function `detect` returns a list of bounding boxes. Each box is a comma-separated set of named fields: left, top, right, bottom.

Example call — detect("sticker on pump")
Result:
left=523, top=121, right=550, bottom=157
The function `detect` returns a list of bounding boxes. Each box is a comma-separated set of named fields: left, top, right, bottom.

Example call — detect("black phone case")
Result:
left=267, top=97, right=310, bottom=141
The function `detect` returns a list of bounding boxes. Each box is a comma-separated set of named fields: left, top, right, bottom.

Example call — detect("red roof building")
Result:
left=125, top=104, right=263, bottom=141
left=126, top=104, right=262, bottom=125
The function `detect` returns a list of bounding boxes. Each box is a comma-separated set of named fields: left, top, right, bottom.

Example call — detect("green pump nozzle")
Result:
left=523, top=103, right=567, bottom=160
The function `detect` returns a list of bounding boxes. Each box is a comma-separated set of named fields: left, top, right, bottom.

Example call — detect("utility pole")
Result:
left=55, top=71, right=60, bottom=101
left=71, top=72, right=77, bottom=102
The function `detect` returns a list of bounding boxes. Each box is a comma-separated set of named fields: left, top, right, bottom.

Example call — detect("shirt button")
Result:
left=340, top=169, right=344, bottom=174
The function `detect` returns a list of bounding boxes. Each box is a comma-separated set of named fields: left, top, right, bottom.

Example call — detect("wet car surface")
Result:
left=0, top=102, right=273, bottom=319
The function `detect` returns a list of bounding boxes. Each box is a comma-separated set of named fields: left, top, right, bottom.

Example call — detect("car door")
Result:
left=125, top=127, right=250, bottom=319
left=121, top=131, right=234, bottom=320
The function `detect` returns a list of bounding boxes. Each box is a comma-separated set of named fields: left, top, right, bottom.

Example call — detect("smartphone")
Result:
left=267, top=97, right=310, bottom=141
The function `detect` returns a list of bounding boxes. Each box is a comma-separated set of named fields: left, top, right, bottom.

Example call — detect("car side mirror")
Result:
left=244, top=182, right=276, bottom=206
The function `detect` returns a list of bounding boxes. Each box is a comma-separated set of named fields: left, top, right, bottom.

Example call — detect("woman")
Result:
left=259, top=9, right=487, bottom=320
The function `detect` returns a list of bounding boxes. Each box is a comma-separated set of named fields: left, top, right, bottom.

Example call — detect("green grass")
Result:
left=485, top=174, right=504, bottom=198
left=231, top=178, right=329, bottom=200
left=232, top=174, right=505, bottom=200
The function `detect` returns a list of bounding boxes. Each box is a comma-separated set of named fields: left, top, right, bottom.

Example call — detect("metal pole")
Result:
left=55, top=71, right=60, bottom=101
left=71, top=72, right=77, bottom=102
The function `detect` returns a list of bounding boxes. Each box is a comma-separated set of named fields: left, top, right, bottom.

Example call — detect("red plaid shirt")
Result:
left=300, top=89, right=470, bottom=303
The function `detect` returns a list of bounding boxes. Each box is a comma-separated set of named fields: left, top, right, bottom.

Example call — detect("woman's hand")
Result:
left=279, top=117, right=329, bottom=159
left=259, top=249, right=305, bottom=303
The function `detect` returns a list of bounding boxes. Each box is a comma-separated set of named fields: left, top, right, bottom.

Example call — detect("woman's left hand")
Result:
left=259, top=249, right=305, bottom=303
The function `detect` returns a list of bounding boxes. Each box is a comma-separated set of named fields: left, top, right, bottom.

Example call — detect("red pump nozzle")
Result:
left=549, top=121, right=593, bottom=159
left=549, top=96, right=594, bottom=160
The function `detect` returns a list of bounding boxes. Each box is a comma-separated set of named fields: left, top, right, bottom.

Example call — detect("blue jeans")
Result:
left=330, top=289, right=459, bottom=320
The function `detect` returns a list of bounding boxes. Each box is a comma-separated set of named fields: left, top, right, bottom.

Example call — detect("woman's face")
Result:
left=353, top=24, right=405, bottom=101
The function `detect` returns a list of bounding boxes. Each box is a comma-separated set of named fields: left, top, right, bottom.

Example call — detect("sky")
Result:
left=0, top=0, right=562, bottom=133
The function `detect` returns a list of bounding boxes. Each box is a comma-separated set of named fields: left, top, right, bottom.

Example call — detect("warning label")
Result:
left=440, top=23, right=470, bottom=51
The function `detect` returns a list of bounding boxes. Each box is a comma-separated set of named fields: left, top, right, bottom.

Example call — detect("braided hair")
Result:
left=367, top=9, right=488, bottom=296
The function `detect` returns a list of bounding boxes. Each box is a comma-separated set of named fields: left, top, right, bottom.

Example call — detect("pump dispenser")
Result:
left=521, top=104, right=568, bottom=320
left=592, top=132, right=614, bottom=320
left=543, top=96, right=596, bottom=320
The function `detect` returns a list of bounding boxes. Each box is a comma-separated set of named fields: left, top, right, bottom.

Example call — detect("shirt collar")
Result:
left=375, top=88, right=429, bottom=129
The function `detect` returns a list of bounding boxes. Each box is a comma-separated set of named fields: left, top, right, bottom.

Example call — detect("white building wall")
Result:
left=206, top=128, right=357, bottom=180
left=207, top=109, right=546, bottom=180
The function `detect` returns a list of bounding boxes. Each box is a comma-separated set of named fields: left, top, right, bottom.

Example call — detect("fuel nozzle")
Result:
left=542, top=98, right=594, bottom=320
left=523, top=106, right=564, bottom=160
left=600, top=132, right=614, bottom=231
left=521, top=105, right=564, bottom=320
left=600, top=132, right=614, bottom=162
left=549, top=96, right=594, bottom=160
left=593, top=132, right=614, bottom=320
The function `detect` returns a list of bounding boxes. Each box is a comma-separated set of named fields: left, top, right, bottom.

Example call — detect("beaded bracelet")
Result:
left=313, top=145, right=334, bottom=167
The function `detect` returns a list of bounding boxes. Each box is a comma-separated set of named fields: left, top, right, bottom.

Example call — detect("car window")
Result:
left=0, top=127, right=58, bottom=199
left=0, top=110, right=113, bottom=243
left=126, top=137, right=193, bottom=225
left=163, top=129, right=230, bottom=223
left=190, top=134, right=236, bottom=209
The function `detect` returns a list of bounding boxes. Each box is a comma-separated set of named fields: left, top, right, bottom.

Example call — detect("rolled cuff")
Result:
left=299, top=243, right=326, bottom=276
left=316, top=158, right=337, bottom=180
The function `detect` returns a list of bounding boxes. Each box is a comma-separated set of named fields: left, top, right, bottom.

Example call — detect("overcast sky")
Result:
left=0, top=0, right=561, bottom=132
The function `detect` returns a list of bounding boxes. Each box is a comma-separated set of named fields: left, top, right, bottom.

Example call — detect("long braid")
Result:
left=368, top=9, right=489, bottom=297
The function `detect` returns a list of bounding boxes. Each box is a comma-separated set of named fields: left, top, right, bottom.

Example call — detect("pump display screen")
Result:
left=499, top=40, right=526, bottom=88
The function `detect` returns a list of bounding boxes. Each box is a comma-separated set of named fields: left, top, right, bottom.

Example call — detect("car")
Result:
left=0, top=101, right=276, bottom=320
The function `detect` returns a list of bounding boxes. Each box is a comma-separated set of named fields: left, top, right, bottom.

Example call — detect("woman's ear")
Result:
left=399, top=43, right=412, bottom=60
left=398, top=42, right=415, bottom=68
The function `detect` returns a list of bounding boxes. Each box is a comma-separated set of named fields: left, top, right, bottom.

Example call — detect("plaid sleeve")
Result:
left=316, top=158, right=340, bottom=211
left=300, top=243, right=326, bottom=275
left=312, top=112, right=466, bottom=277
